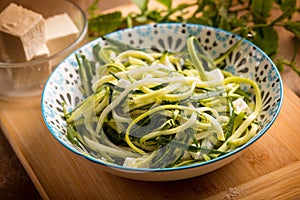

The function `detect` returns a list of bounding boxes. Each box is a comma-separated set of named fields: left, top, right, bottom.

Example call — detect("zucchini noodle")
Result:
left=64, top=36, right=262, bottom=169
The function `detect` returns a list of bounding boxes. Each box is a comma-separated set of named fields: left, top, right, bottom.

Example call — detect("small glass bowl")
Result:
left=0, top=0, right=88, bottom=101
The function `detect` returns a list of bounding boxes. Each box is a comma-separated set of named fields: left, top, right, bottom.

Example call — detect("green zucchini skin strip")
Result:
left=218, top=77, right=262, bottom=152
left=125, top=105, right=199, bottom=154
left=64, top=37, right=262, bottom=168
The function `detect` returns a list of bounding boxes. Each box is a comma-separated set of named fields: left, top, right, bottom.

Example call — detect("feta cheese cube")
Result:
left=190, top=151, right=203, bottom=160
left=123, top=157, right=150, bottom=168
left=45, top=13, right=79, bottom=54
left=232, top=98, right=251, bottom=115
left=205, top=69, right=224, bottom=82
left=182, top=151, right=192, bottom=160
left=0, top=3, right=46, bottom=62
left=123, top=157, right=137, bottom=167
left=189, top=144, right=203, bottom=160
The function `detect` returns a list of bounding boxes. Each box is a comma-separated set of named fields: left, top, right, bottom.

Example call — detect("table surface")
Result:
left=1, top=1, right=300, bottom=199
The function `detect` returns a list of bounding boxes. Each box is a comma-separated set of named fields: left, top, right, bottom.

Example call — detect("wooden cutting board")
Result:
left=1, top=1, right=300, bottom=199
left=1, top=85, right=300, bottom=200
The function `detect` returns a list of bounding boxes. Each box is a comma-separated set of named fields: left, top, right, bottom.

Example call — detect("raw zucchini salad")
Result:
left=64, top=36, right=262, bottom=168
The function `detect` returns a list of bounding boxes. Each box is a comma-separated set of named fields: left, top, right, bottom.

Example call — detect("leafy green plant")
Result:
left=88, top=0, right=300, bottom=75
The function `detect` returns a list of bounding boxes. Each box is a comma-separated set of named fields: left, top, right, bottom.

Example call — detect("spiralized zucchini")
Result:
left=64, top=36, right=262, bottom=168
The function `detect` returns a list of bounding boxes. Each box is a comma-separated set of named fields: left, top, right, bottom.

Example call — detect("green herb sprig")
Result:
left=88, top=0, right=300, bottom=76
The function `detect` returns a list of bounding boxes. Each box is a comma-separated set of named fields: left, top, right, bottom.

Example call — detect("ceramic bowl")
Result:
left=41, top=23, right=283, bottom=181
left=0, top=0, right=88, bottom=101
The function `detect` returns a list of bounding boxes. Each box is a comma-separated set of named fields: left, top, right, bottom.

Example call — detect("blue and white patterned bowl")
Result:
left=41, top=23, right=283, bottom=181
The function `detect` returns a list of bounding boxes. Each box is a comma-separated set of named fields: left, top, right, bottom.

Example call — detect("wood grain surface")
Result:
left=0, top=85, right=300, bottom=200
left=1, top=1, right=300, bottom=199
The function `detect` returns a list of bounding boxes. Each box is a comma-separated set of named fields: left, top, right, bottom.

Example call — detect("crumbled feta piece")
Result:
left=190, top=151, right=203, bottom=160
left=123, top=157, right=137, bottom=167
left=205, top=69, right=224, bottom=82
left=182, top=151, right=192, bottom=160
left=217, top=115, right=230, bottom=124
left=45, top=13, right=79, bottom=54
left=0, top=3, right=46, bottom=62
left=189, top=144, right=203, bottom=160
left=232, top=98, right=251, bottom=115
left=123, top=157, right=150, bottom=168
left=190, top=137, right=215, bottom=160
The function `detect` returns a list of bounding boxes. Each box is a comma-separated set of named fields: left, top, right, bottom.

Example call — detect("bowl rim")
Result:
left=0, top=0, right=88, bottom=68
left=41, top=23, right=284, bottom=172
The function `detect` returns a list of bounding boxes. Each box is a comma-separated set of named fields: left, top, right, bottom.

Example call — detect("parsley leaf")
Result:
left=87, top=0, right=300, bottom=76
